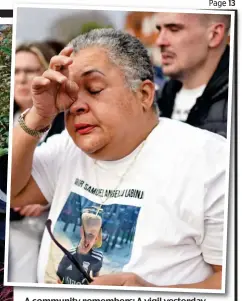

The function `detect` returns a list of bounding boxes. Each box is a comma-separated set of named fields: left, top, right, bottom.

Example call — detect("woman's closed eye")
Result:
left=88, top=88, right=104, bottom=95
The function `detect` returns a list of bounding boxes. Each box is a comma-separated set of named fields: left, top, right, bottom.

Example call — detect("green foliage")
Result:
left=0, top=45, right=11, bottom=56
left=0, top=25, right=12, bottom=154
left=80, top=22, right=113, bottom=34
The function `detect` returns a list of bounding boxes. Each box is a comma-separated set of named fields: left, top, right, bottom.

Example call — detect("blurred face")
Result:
left=155, top=13, right=210, bottom=79
left=79, top=226, right=100, bottom=254
left=66, top=47, right=145, bottom=160
left=15, top=51, right=44, bottom=110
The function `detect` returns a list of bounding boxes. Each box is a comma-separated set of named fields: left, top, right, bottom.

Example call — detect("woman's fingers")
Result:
left=32, top=76, right=51, bottom=90
left=42, top=69, right=67, bottom=84
left=30, top=46, right=78, bottom=116
left=64, top=80, right=79, bottom=101
left=19, top=204, right=44, bottom=217
left=49, top=55, right=73, bottom=71
left=32, top=72, right=78, bottom=105
left=13, top=207, right=20, bottom=212
left=59, top=46, right=73, bottom=56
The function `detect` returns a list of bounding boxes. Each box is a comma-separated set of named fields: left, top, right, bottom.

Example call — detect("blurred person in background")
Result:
left=14, top=42, right=65, bottom=133
left=155, top=13, right=230, bottom=137
left=45, top=40, right=66, bottom=55
left=9, top=41, right=66, bottom=282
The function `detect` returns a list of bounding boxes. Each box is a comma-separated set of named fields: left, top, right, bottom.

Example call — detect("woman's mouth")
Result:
left=75, top=123, right=96, bottom=135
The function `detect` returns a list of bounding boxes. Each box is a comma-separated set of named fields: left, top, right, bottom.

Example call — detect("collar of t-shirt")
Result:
left=91, top=122, right=160, bottom=178
left=171, top=84, right=206, bottom=121
left=94, top=139, right=146, bottom=173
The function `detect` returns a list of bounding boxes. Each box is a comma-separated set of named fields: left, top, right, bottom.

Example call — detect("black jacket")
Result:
left=156, top=46, right=230, bottom=137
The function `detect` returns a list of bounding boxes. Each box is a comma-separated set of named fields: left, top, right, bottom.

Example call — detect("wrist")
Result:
left=18, top=107, right=54, bottom=139
left=24, top=107, right=54, bottom=131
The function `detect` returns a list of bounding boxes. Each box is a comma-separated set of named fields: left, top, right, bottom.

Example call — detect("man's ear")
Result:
left=138, top=80, right=155, bottom=112
left=208, top=23, right=227, bottom=48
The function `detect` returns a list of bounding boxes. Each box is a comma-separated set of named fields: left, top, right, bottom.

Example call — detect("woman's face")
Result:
left=14, top=51, right=45, bottom=111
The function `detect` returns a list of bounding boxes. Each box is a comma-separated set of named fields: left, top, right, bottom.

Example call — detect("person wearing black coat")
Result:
left=155, top=13, right=231, bottom=138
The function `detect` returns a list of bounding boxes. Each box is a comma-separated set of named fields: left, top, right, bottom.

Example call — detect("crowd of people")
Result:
left=0, top=11, right=231, bottom=290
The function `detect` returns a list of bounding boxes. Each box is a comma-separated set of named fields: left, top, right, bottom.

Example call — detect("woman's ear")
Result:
left=138, top=80, right=156, bottom=112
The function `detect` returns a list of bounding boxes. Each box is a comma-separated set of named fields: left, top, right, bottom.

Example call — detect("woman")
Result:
left=9, top=42, right=65, bottom=282
left=13, top=42, right=65, bottom=218
left=14, top=42, right=65, bottom=141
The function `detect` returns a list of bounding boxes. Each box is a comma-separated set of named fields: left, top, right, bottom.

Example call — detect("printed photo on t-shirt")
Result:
left=44, top=192, right=141, bottom=284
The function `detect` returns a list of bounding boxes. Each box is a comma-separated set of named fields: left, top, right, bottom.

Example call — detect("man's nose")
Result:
left=155, top=30, right=170, bottom=47
left=69, top=95, right=90, bottom=115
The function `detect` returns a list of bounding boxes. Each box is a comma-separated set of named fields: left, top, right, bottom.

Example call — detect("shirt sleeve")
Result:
left=31, top=130, right=70, bottom=204
left=201, top=132, right=229, bottom=266
left=92, top=256, right=103, bottom=276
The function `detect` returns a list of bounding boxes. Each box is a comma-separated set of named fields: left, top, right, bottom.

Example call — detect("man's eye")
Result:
left=170, top=26, right=180, bottom=32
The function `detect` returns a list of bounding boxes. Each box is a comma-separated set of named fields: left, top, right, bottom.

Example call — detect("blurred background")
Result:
left=16, top=7, right=164, bottom=82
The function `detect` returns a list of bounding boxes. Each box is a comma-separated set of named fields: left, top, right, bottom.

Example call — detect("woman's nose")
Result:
left=15, top=71, right=28, bottom=83
left=69, top=96, right=90, bottom=115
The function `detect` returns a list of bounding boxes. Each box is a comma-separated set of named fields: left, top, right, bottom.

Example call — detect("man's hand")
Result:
left=90, top=272, right=155, bottom=287
left=31, top=46, right=79, bottom=122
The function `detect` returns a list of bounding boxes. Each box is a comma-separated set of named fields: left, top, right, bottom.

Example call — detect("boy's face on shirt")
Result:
left=78, top=226, right=100, bottom=254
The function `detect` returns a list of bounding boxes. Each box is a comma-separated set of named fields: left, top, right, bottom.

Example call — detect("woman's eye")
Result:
left=88, top=89, right=103, bottom=95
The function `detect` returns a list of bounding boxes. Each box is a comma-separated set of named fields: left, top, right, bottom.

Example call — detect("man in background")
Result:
left=155, top=13, right=230, bottom=137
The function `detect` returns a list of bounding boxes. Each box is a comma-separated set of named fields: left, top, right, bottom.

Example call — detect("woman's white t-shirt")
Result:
left=31, top=118, right=228, bottom=286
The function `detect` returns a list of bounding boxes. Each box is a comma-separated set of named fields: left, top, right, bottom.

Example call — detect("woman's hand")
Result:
left=13, top=204, right=48, bottom=217
left=31, top=46, right=79, bottom=122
